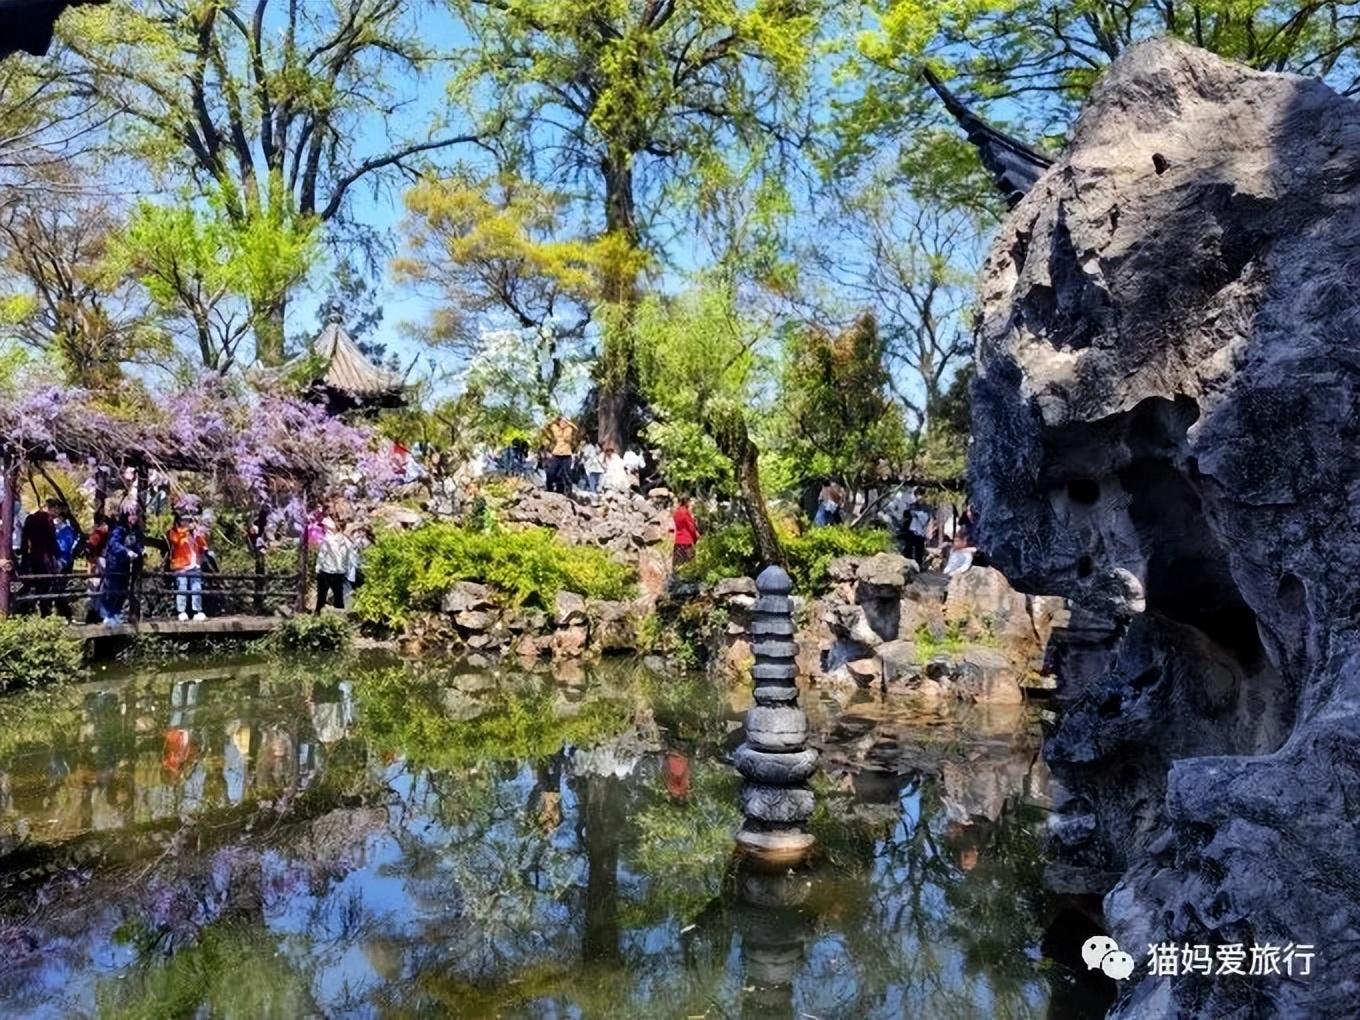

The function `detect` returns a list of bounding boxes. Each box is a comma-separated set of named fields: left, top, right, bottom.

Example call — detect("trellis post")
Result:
left=130, top=463, right=149, bottom=622
left=0, top=454, right=16, bottom=619
left=294, top=486, right=310, bottom=613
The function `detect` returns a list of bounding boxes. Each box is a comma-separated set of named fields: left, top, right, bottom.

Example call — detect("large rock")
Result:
left=944, top=565, right=1034, bottom=644
left=853, top=552, right=915, bottom=598
left=553, top=590, right=588, bottom=626
left=442, top=580, right=495, bottom=615
left=591, top=599, right=640, bottom=652
left=948, top=648, right=1024, bottom=705
left=970, top=38, right=1360, bottom=1018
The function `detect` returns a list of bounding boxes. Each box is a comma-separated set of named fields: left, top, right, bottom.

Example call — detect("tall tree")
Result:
left=776, top=314, right=907, bottom=503
left=60, top=0, right=485, bottom=363
left=114, top=193, right=316, bottom=372
left=394, top=171, right=604, bottom=414
left=0, top=199, right=165, bottom=388
left=446, top=0, right=829, bottom=448
left=846, top=0, right=1360, bottom=210
left=808, top=187, right=981, bottom=437
left=635, top=282, right=782, bottom=566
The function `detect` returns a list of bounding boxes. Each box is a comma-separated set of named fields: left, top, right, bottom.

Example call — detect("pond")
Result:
left=0, top=656, right=1114, bottom=1019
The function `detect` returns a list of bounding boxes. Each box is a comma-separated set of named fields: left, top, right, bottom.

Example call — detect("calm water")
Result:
left=0, top=656, right=1111, bottom=1019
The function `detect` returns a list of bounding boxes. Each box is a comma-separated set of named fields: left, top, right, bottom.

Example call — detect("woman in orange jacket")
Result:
left=166, top=511, right=209, bottom=620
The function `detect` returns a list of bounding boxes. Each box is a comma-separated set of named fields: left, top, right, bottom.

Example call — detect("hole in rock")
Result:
left=1067, top=479, right=1100, bottom=504
left=1077, top=555, right=1094, bottom=578
left=1152, top=153, right=1169, bottom=175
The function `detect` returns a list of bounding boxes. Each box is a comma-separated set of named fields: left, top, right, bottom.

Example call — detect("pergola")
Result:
left=0, top=382, right=386, bottom=620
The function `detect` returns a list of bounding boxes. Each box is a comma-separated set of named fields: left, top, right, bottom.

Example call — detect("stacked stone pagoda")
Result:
left=734, top=564, right=816, bottom=868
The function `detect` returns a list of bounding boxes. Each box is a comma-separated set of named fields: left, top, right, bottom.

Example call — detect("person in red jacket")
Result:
left=672, top=495, right=699, bottom=570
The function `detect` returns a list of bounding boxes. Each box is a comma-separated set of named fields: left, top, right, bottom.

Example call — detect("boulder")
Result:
left=553, top=590, right=588, bottom=626
left=714, top=576, right=758, bottom=599
left=969, top=39, right=1360, bottom=1017
left=854, top=552, right=915, bottom=594
left=944, top=566, right=1034, bottom=643
left=826, top=555, right=861, bottom=583
left=591, top=599, right=639, bottom=652
left=551, top=623, right=590, bottom=659
left=947, top=648, right=1024, bottom=705
left=454, top=609, right=496, bottom=632
left=442, top=580, right=495, bottom=615
left=875, top=639, right=920, bottom=684
left=844, top=656, right=882, bottom=688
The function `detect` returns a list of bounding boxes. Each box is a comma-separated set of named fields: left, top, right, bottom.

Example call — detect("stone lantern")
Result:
left=734, top=564, right=816, bottom=868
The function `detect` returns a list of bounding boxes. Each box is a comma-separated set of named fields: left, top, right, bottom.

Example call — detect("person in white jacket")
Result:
left=314, top=517, right=352, bottom=612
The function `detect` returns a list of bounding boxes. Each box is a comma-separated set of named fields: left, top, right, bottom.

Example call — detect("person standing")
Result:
left=166, top=511, right=209, bottom=621
left=100, top=510, right=142, bottom=625
left=601, top=443, right=630, bottom=493
left=672, top=495, right=699, bottom=570
left=622, top=445, right=646, bottom=490
left=814, top=480, right=842, bottom=527
left=905, top=491, right=933, bottom=569
left=542, top=414, right=579, bottom=495
left=580, top=439, right=605, bottom=494
left=314, top=517, right=351, bottom=613
left=20, top=497, right=61, bottom=616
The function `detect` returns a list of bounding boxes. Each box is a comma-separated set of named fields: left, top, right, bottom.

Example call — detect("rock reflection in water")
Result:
left=0, top=656, right=1108, bottom=1019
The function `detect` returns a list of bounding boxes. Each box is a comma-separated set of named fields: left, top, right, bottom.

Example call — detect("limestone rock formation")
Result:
left=970, top=38, right=1360, bottom=1017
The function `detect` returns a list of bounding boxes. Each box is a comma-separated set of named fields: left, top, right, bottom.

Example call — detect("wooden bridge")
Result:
left=3, top=566, right=307, bottom=639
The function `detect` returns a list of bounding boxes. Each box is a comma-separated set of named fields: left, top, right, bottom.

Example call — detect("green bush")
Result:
left=0, top=615, right=83, bottom=691
left=680, top=522, right=891, bottom=593
left=352, top=524, right=635, bottom=629
left=275, top=612, right=352, bottom=653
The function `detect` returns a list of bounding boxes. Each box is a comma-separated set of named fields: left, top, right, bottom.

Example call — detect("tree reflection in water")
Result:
left=0, top=657, right=1108, bottom=1019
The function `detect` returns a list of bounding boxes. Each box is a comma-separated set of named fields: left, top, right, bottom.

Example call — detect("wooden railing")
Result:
left=3, top=568, right=303, bottom=621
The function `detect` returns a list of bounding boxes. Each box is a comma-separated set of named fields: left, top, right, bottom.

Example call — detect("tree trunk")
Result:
left=255, top=298, right=288, bottom=366
left=596, top=150, right=640, bottom=452
left=715, top=416, right=783, bottom=568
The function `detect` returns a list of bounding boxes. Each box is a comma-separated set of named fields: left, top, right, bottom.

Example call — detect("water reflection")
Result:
left=0, top=658, right=1108, bottom=1019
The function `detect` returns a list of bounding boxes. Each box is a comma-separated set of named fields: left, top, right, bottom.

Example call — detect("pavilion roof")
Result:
left=310, top=316, right=405, bottom=400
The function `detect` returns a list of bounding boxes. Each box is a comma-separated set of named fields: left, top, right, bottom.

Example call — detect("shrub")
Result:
left=275, top=612, right=352, bottom=653
left=680, top=521, right=891, bottom=593
left=352, top=523, right=634, bottom=629
left=0, top=615, right=83, bottom=691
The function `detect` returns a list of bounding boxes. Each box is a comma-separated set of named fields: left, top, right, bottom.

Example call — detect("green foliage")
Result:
left=914, top=621, right=971, bottom=659
left=775, top=315, right=908, bottom=489
left=353, top=666, right=633, bottom=771
left=0, top=615, right=83, bottom=691
left=115, top=184, right=317, bottom=371
left=352, top=524, right=634, bottom=629
left=275, top=612, right=352, bottom=654
left=681, top=522, right=890, bottom=593
left=642, top=418, right=733, bottom=495
left=96, top=922, right=310, bottom=1020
